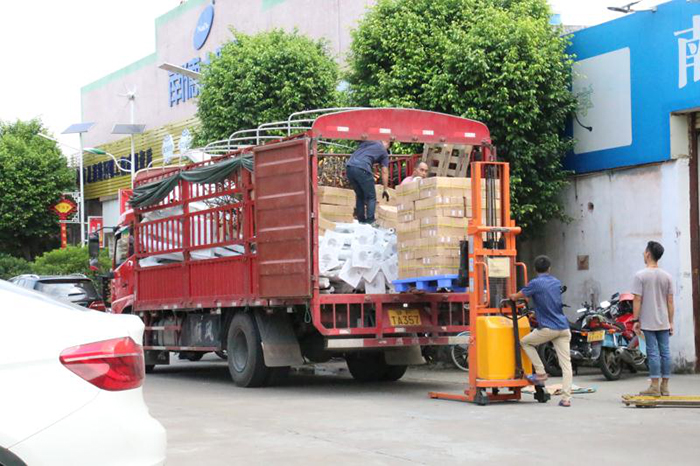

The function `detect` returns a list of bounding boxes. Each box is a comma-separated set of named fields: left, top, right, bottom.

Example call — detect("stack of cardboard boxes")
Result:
left=317, top=185, right=398, bottom=233
left=395, top=177, right=501, bottom=279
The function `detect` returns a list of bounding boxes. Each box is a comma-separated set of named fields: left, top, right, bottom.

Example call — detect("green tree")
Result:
left=347, top=0, right=576, bottom=234
left=0, top=119, right=75, bottom=258
left=196, top=29, right=341, bottom=144
left=32, top=246, right=111, bottom=281
left=0, top=253, right=33, bottom=280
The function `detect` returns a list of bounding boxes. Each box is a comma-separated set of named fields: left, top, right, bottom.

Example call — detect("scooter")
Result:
left=537, top=300, right=624, bottom=380
left=601, top=293, right=647, bottom=375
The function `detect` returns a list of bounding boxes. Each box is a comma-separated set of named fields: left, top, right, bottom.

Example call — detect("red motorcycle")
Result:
left=602, top=293, right=647, bottom=373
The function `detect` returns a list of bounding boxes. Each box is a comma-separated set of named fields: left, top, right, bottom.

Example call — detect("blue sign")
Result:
left=564, top=0, right=700, bottom=174
left=193, top=4, right=214, bottom=50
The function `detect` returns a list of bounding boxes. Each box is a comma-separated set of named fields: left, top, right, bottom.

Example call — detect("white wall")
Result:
left=521, top=159, right=697, bottom=371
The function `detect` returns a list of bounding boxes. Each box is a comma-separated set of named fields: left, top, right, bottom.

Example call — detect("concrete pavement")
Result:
left=143, top=356, right=700, bottom=465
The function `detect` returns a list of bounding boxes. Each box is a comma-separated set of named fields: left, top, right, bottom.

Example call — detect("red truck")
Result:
left=96, top=108, right=496, bottom=387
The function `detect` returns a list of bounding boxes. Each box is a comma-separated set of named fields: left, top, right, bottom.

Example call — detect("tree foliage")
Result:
left=196, top=29, right=340, bottom=145
left=0, top=253, right=33, bottom=280
left=347, top=0, right=576, bottom=234
left=32, top=246, right=111, bottom=281
left=0, top=119, right=75, bottom=258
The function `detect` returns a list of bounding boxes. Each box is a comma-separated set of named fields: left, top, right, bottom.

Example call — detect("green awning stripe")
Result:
left=131, top=155, right=253, bottom=209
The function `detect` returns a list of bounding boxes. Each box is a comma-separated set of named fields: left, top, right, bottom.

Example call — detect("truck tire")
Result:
left=227, top=312, right=270, bottom=387
left=381, top=364, right=408, bottom=382
left=346, top=352, right=407, bottom=382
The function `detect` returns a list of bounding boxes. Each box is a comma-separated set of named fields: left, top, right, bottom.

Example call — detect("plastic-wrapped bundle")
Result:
left=318, top=221, right=398, bottom=294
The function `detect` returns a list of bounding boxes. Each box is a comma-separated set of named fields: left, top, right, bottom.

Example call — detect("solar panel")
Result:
left=62, top=123, right=95, bottom=134
left=112, top=124, right=146, bottom=135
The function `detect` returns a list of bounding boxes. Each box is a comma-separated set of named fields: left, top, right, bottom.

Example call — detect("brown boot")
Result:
left=660, top=379, right=670, bottom=396
left=639, top=379, right=661, bottom=397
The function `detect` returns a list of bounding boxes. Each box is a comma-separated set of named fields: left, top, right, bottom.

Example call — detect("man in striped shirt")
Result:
left=509, top=255, right=573, bottom=407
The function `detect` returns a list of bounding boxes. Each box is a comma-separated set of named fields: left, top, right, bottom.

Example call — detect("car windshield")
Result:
left=36, top=280, right=99, bottom=301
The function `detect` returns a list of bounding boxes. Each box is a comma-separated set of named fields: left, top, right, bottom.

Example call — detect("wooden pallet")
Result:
left=393, top=274, right=467, bottom=293
left=421, top=144, right=472, bottom=177
left=622, top=395, right=700, bottom=408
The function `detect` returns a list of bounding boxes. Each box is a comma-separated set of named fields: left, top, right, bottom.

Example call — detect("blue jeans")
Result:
left=346, top=165, right=376, bottom=223
left=643, top=329, right=671, bottom=379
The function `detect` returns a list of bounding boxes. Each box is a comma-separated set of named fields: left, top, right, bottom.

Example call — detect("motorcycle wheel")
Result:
left=599, top=348, right=623, bottom=381
left=450, top=331, right=469, bottom=372
left=537, top=343, right=562, bottom=377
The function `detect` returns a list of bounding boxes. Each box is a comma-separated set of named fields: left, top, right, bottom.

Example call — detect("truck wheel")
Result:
left=346, top=353, right=386, bottom=382
left=381, top=364, right=408, bottom=382
left=227, top=312, right=270, bottom=387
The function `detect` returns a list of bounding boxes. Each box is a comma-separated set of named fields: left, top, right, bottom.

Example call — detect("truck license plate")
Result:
left=388, top=309, right=422, bottom=327
left=587, top=331, right=605, bottom=342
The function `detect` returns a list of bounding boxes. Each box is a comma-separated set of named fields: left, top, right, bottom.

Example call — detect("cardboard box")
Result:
left=420, top=216, right=469, bottom=229
left=318, top=215, right=336, bottom=232
left=396, top=219, right=421, bottom=241
left=376, top=204, right=398, bottom=222
left=398, top=211, right=415, bottom=223
left=396, top=180, right=420, bottom=203
left=398, top=258, right=422, bottom=279
left=375, top=185, right=397, bottom=207
left=421, top=226, right=468, bottom=240
left=420, top=256, right=461, bottom=267
left=318, top=186, right=355, bottom=206
left=320, top=204, right=354, bottom=223
left=412, top=238, right=461, bottom=259
left=414, top=196, right=465, bottom=219
left=396, top=200, right=414, bottom=213
left=417, top=266, right=460, bottom=277
left=419, top=177, right=470, bottom=199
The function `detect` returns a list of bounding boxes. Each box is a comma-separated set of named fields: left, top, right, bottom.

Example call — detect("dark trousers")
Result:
left=346, top=165, right=376, bottom=223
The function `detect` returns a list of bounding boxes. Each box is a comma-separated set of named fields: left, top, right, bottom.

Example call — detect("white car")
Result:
left=0, top=280, right=166, bottom=466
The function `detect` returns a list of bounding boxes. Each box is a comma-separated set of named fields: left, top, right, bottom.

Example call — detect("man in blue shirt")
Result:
left=346, top=140, right=391, bottom=224
left=509, top=255, right=573, bottom=407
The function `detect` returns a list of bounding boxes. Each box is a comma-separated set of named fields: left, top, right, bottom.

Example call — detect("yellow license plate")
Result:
left=388, top=309, right=422, bottom=327
left=587, top=331, right=605, bottom=342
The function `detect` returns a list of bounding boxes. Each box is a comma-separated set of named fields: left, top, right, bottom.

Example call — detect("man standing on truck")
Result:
left=400, top=161, right=429, bottom=185
left=509, top=255, right=573, bottom=407
left=346, top=140, right=391, bottom=225
left=631, top=241, right=674, bottom=397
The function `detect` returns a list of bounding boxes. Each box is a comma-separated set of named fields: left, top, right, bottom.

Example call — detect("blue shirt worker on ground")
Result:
left=509, top=255, right=573, bottom=407
left=345, top=140, right=391, bottom=225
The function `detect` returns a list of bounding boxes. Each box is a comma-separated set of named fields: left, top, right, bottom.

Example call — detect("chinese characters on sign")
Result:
left=51, top=197, right=78, bottom=249
left=168, top=48, right=221, bottom=107
left=83, top=148, right=153, bottom=185
left=88, top=217, right=104, bottom=247
left=674, top=15, right=700, bottom=89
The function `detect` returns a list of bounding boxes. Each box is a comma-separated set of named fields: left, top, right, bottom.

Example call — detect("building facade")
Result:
left=523, top=0, right=700, bottom=370
left=80, top=0, right=374, bottom=230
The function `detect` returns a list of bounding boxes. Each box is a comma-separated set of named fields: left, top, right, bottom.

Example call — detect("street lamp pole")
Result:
left=78, top=133, right=86, bottom=246
left=60, top=123, right=95, bottom=247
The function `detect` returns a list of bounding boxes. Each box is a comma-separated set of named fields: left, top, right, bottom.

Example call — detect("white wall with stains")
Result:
left=521, top=157, right=697, bottom=371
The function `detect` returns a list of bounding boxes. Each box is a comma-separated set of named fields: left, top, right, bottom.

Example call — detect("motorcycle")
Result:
left=537, top=297, right=625, bottom=381
left=600, top=292, right=647, bottom=375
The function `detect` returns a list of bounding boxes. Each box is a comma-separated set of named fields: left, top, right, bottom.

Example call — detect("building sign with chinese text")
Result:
left=565, top=0, right=700, bottom=174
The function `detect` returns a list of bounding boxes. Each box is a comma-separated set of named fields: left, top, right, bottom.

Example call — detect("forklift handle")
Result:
left=476, top=261, right=490, bottom=306
left=516, top=262, right=528, bottom=285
